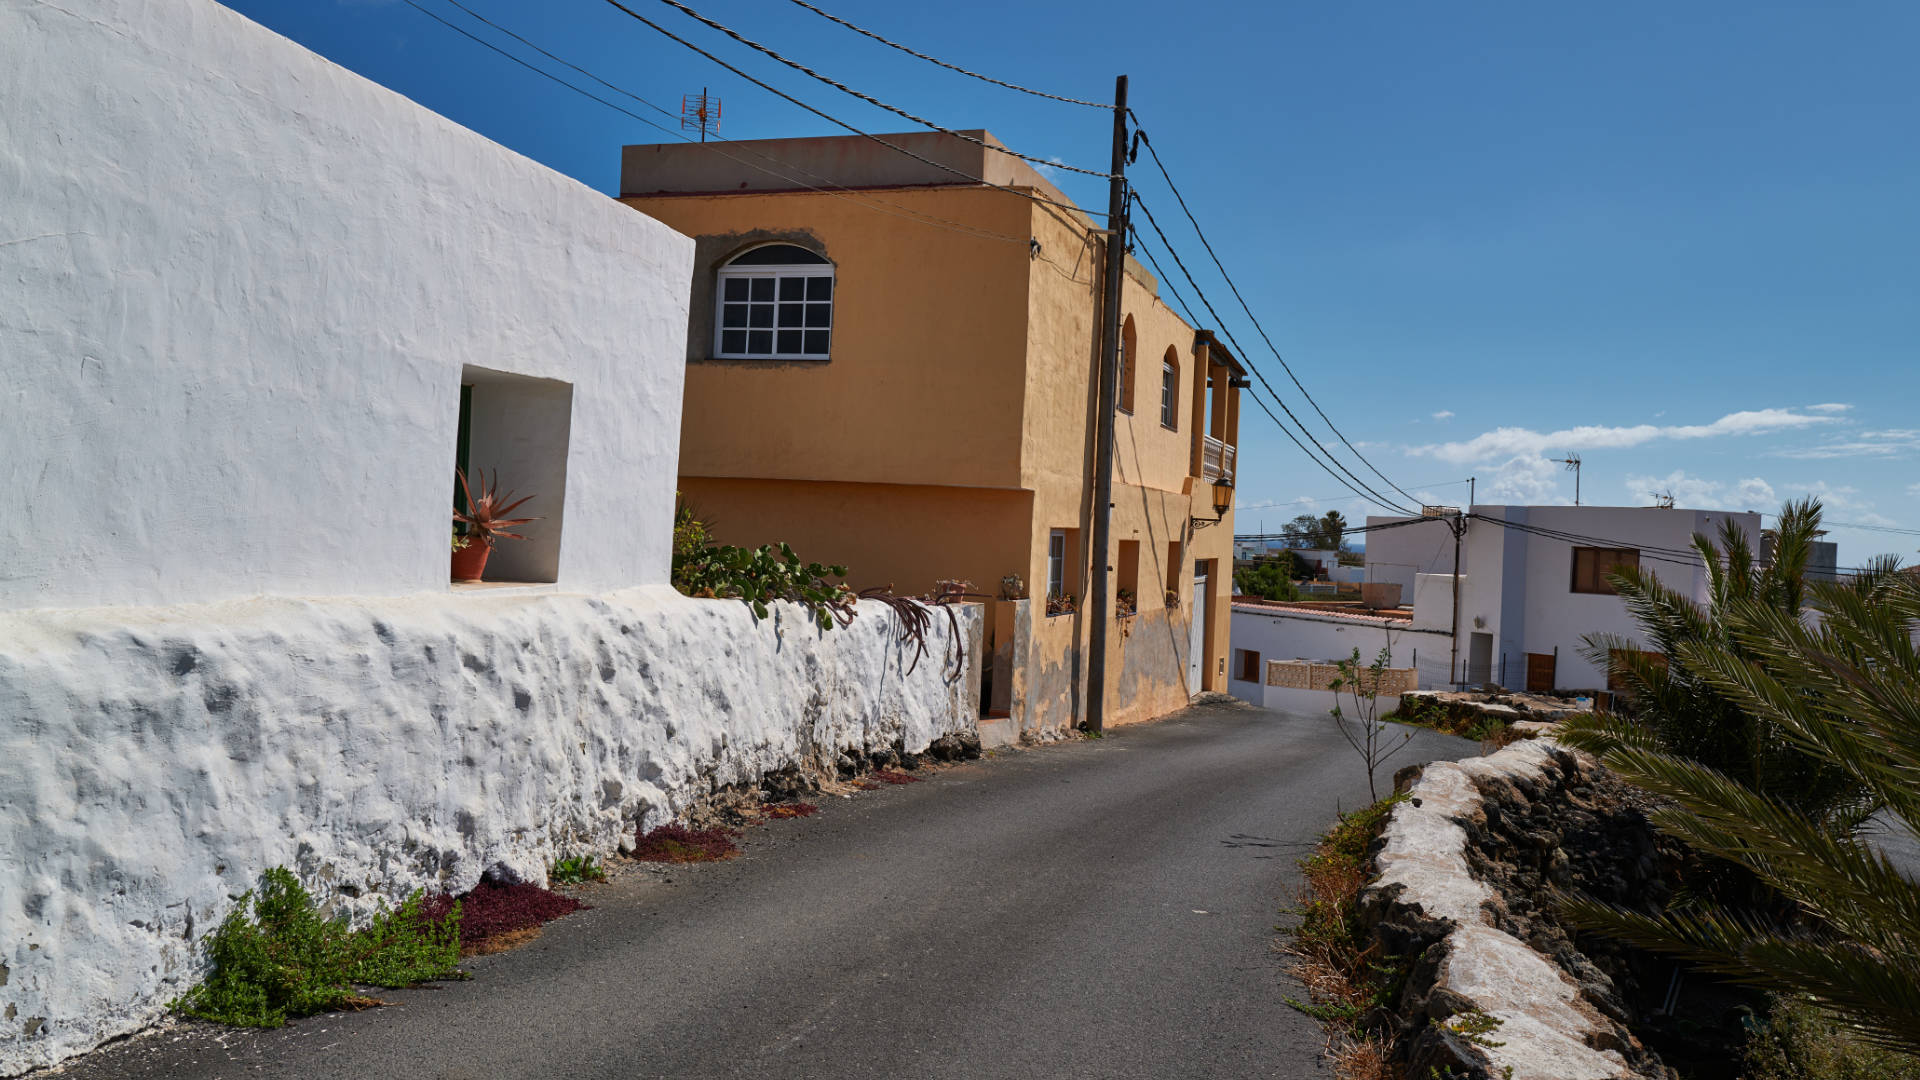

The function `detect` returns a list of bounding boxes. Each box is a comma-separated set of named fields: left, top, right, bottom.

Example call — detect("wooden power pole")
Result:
left=1085, top=74, right=1130, bottom=735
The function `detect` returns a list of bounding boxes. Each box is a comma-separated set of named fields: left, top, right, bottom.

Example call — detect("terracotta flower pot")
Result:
left=451, top=539, right=492, bottom=582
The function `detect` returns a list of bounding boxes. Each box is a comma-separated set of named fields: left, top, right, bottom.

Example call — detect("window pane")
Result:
left=777, top=304, right=804, bottom=328
left=802, top=330, right=829, bottom=355
left=722, top=304, right=748, bottom=328
left=748, top=330, right=773, bottom=354
left=749, top=277, right=775, bottom=301
left=777, top=330, right=803, bottom=354
left=779, top=277, right=805, bottom=300
left=748, top=305, right=774, bottom=328
left=723, top=277, right=748, bottom=301
left=804, top=303, right=831, bottom=328
left=806, top=276, right=832, bottom=300
left=721, top=330, right=746, bottom=354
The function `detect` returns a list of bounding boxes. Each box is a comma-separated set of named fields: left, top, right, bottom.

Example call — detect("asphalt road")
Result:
left=63, top=700, right=1477, bottom=1080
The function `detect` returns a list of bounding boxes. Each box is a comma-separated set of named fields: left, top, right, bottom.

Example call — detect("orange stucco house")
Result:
left=620, top=130, right=1244, bottom=741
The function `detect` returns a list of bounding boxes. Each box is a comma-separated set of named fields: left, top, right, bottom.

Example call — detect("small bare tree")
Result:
left=1328, top=636, right=1415, bottom=802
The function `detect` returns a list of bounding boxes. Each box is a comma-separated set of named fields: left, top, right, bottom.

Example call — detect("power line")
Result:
left=408, top=0, right=1024, bottom=245
left=1130, top=191, right=1418, bottom=516
left=1125, top=222, right=1197, bottom=326
left=783, top=0, right=1108, bottom=109
left=1235, top=479, right=1472, bottom=511
left=594, top=0, right=1110, bottom=219
left=638, top=0, right=1116, bottom=178
left=1764, top=514, right=1920, bottom=537
left=1130, top=126, right=1425, bottom=512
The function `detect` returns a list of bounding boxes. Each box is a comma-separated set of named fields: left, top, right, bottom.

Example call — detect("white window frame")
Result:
left=1160, top=360, right=1178, bottom=429
left=1048, top=529, right=1067, bottom=599
left=713, top=255, right=835, bottom=361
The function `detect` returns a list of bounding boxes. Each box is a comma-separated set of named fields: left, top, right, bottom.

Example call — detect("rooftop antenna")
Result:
left=1553, top=452, right=1583, bottom=505
left=680, top=87, right=720, bottom=142
left=1651, top=489, right=1676, bottom=509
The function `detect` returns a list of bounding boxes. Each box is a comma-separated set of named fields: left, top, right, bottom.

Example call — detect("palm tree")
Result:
left=1320, top=510, right=1348, bottom=552
left=1557, top=521, right=1920, bottom=1054
left=1568, top=498, right=1864, bottom=826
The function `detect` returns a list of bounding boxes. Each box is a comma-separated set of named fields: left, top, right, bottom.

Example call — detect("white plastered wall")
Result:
left=0, top=589, right=984, bottom=1074
left=1227, top=604, right=1452, bottom=704
left=0, top=0, right=692, bottom=611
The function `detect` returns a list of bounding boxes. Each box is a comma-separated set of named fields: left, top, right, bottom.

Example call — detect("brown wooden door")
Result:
left=1525, top=652, right=1556, bottom=693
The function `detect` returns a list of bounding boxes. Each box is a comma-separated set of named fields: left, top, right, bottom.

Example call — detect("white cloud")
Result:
left=1487, top=455, right=1564, bottom=504
left=1734, top=477, right=1776, bottom=507
left=1909, top=482, right=1920, bottom=498
left=1771, top=429, right=1920, bottom=460
left=1410, top=407, right=1839, bottom=466
left=1430, top=410, right=1454, bottom=421
left=1619, top=471, right=1775, bottom=511
left=1807, top=403, right=1853, bottom=414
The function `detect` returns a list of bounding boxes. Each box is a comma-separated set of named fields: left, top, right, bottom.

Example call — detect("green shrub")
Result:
left=1743, top=996, right=1920, bottom=1080
left=674, top=538, right=853, bottom=631
left=548, top=855, right=606, bottom=885
left=174, top=868, right=462, bottom=1028
left=1234, top=558, right=1299, bottom=601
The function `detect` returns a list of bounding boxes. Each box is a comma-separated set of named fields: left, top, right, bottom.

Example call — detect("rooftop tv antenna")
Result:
left=1553, top=453, right=1583, bottom=505
left=1651, top=489, right=1676, bottom=509
left=681, top=88, right=721, bottom=142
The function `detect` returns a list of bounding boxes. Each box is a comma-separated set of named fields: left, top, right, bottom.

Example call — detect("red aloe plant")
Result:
left=454, top=469, right=539, bottom=548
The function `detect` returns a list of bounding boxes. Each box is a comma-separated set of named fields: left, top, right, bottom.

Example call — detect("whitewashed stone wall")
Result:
left=0, top=589, right=982, bottom=1073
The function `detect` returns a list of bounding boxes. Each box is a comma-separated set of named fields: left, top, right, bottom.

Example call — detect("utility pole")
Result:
left=1084, top=74, right=1130, bottom=735
left=1449, top=510, right=1464, bottom=689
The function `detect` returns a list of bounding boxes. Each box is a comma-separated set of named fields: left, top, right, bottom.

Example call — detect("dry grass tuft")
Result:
left=459, top=925, right=542, bottom=958
left=1281, top=794, right=1411, bottom=1080
left=1327, top=1031, right=1396, bottom=1080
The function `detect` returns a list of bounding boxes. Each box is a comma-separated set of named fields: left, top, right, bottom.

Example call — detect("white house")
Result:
left=0, top=0, right=979, bottom=1071
left=1446, top=504, right=1760, bottom=691
left=1232, top=504, right=1763, bottom=711
left=1373, top=504, right=1761, bottom=691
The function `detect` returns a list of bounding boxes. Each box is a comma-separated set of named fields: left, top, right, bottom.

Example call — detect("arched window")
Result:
left=1160, top=347, right=1179, bottom=430
left=1118, top=316, right=1137, bottom=413
left=714, top=244, right=834, bottom=360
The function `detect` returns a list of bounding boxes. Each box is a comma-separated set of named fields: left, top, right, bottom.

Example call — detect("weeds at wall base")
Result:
left=171, top=868, right=463, bottom=1029
left=633, top=823, right=741, bottom=862
left=1280, top=794, right=1411, bottom=1080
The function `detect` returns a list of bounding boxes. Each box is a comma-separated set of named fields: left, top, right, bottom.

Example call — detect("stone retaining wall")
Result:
left=1361, top=739, right=1676, bottom=1080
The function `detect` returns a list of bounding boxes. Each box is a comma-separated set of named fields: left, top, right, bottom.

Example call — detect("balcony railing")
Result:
left=1202, top=436, right=1235, bottom=482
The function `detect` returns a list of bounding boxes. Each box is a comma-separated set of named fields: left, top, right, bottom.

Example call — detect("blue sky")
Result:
left=225, top=0, right=1919, bottom=565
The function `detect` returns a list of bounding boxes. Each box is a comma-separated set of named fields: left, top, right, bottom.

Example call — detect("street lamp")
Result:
left=1190, top=477, right=1234, bottom=529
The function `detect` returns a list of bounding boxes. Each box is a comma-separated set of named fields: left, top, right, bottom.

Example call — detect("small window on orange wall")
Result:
left=1160, top=348, right=1180, bottom=429
left=1116, top=539, right=1140, bottom=614
left=1118, top=316, right=1137, bottom=414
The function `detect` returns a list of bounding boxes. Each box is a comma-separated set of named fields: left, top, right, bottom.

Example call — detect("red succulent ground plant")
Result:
left=859, top=770, right=921, bottom=789
left=632, top=823, right=741, bottom=863
left=762, top=802, right=818, bottom=819
left=420, top=880, right=585, bottom=956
